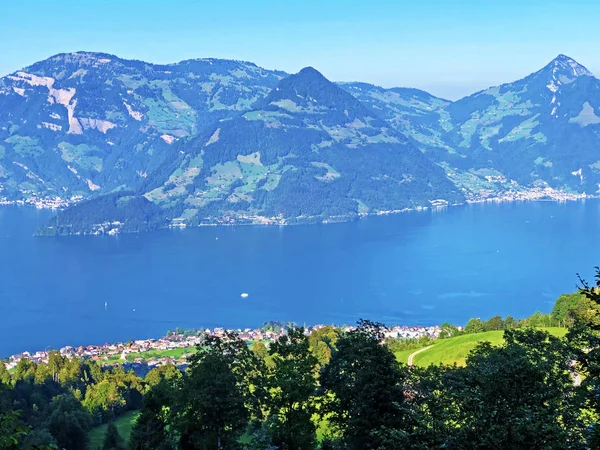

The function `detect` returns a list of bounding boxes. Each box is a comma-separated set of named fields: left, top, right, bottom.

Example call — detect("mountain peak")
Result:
left=545, top=54, right=594, bottom=79
left=257, top=66, right=379, bottom=122
left=265, top=66, right=350, bottom=106
left=297, top=66, right=323, bottom=77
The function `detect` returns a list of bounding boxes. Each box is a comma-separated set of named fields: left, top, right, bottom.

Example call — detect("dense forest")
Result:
left=2, top=270, right=600, bottom=449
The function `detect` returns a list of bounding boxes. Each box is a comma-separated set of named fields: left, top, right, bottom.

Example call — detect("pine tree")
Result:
left=102, top=421, right=125, bottom=450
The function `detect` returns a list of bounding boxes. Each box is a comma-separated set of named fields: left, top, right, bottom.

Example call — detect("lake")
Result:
left=1, top=200, right=599, bottom=357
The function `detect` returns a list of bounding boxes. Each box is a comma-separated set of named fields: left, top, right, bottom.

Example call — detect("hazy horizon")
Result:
left=3, top=0, right=600, bottom=100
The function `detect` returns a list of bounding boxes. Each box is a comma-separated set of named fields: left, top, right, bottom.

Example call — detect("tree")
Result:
left=21, top=427, right=58, bottom=449
left=46, top=351, right=66, bottom=384
left=263, top=327, right=318, bottom=450
left=177, top=332, right=263, bottom=449
left=0, top=362, right=10, bottom=385
left=84, top=377, right=126, bottom=422
left=504, top=316, right=517, bottom=329
left=464, top=318, right=485, bottom=334
left=403, top=364, right=455, bottom=450
left=130, top=381, right=177, bottom=450
left=444, top=328, right=581, bottom=449
left=103, top=421, right=126, bottom=450
left=308, top=326, right=341, bottom=366
left=84, top=368, right=144, bottom=423
left=0, top=411, right=29, bottom=449
left=567, top=268, right=600, bottom=445
left=439, top=322, right=459, bottom=339
left=144, top=364, right=181, bottom=389
left=13, top=358, right=36, bottom=382
left=320, top=320, right=408, bottom=450
left=46, top=393, right=92, bottom=450
left=251, top=342, right=268, bottom=360
left=483, top=315, right=504, bottom=331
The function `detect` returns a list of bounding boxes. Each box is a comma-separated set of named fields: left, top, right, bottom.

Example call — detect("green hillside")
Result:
left=397, top=327, right=567, bottom=367
left=89, top=410, right=140, bottom=449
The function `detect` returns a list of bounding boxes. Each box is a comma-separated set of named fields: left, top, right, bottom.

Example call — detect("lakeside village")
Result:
left=4, top=323, right=444, bottom=375
left=0, top=185, right=590, bottom=214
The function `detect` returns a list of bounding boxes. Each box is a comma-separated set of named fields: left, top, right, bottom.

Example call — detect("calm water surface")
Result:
left=1, top=200, right=599, bottom=356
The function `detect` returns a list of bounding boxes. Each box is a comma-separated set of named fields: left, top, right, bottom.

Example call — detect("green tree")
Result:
left=251, top=342, right=268, bottom=360
left=84, top=368, right=143, bottom=423
left=84, top=377, right=126, bottom=422
left=567, top=269, right=600, bottom=445
left=13, top=359, right=36, bottom=382
left=144, top=364, right=181, bottom=389
left=464, top=318, right=485, bottom=334
left=103, top=421, right=126, bottom=450
left=439, top=322, right=459, bottom=339
left=403, top=364, right=454, bottom=449
left=129, top=379, right=177, bottom=450
left=504, top=316, right=517, bottom=329
left=320, top=320, right=408, bottom=450
left=263, top=327, right=318, bottom=450
left=21, top=427, right=58, bottom=449
left=46, top=393, right=92, bottom=450
left=46, top=351, right=66, bottom=384
left=177, top=332, right=263, bottom=449
left=308, top=326, right=341, bottom=366
left=483, top=315, right=504, bottom=331
left=0, top=411, right=29, bottom=449
left=34, top=363, right=52, bottom=384
left=444, top=328, right=581, bottom=449
left=524, top=311, right=552, bottom=327
left=0, top=362, right=10, bottom=385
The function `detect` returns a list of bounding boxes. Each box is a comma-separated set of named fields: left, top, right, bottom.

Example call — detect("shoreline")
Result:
left=2, top=322, right=443, bottom=370
left=8, top=188, right=593, bottom=237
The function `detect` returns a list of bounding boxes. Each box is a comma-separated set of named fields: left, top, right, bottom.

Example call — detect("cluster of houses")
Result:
left=466, top=186, right=589, bottom=203
left=4, top=323, right=442, bottom=373
left=0, top=194, right=83, bottom=209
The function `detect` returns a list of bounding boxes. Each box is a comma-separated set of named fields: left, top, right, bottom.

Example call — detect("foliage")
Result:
left=443, top=328, right=582, bottom=448
left=0, top=410, right=29, bottom=449
left=176, top=332, right=264, bottom=449
left=102, top=421, right=126, bottom=450
left=320, top=320, right=408, bottom=450
left=307, top=326, right=341, bottom=366
left=262, top=327, right=319, bottom=450
left=46, top=393, right=93, bottom=450
left=83, top=367, right=143, bottom=423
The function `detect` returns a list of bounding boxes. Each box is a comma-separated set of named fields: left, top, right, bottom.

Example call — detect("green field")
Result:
left=101, top=347, right=196, bottom=365
left=125, top=347, right=195, bottom=362
left=395, top=327, right=568, bottom=367
left=89, top=410, right=140, bottom=449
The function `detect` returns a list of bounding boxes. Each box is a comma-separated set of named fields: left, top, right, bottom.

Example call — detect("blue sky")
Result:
left=2, top=0, right=599, bottom=99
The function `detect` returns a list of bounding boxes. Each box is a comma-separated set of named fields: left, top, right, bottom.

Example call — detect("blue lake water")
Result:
left=1, top=200, right=599, bottom=357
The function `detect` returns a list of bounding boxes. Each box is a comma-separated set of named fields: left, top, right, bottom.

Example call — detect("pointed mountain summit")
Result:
left=443, top=54, right=600, bottom=197
left=523, top=54, right=596, bottom=96
left=542, top=54, right=595, bottom=81
left=121, top=68, right=462, bottom=231
left=261, top=67, right=376, bottom=123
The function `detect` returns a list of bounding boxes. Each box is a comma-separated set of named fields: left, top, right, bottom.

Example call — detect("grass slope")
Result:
left=101, top=347, right=196, bottom=365
left=396, top=327, right=567, bottom=367
left=89, top=410, right=140, bottom=449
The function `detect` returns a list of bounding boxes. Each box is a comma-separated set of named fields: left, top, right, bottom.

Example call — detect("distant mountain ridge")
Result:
left=0, top=52, right=285, bottom=203
left=0, top=51, right=598, bottom=234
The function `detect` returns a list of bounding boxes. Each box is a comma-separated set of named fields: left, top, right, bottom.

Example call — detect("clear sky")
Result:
left=2, top=0, right=599, bottom=100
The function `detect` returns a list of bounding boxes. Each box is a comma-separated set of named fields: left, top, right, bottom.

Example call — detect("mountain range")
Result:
left=1, top=52, right=598, bottom=234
